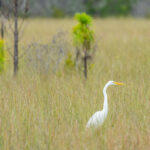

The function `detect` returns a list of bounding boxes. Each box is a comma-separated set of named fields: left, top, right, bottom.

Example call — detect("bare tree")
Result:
left=2, top=0, right=29, bottom=76
left=13, top=0, right=19, bottom=75
left=13, top=0, right=29, bottom=75
left=0, top=0, right=6, bottom=39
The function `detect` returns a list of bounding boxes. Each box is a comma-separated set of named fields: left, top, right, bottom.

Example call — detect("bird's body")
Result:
left=86, top=81, right=123, bottom=128
left=86, top=110, right=107, bottom=128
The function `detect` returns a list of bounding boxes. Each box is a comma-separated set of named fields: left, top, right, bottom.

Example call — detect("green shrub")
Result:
left=64, top=53, right=75, bottom=70
left=0, top=39, right=5, bottom=72
left=73, top=13, right=94, bottom=49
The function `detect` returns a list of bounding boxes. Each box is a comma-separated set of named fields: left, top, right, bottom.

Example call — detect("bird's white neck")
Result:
left=102, top=83, right=109, bottom=117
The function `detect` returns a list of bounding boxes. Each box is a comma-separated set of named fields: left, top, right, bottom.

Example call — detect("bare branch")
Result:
left=19, top=44, right=31, bottom=59
left=7, top=20, right=14, bottom=33
left=6, top=47, right=13, bottom=57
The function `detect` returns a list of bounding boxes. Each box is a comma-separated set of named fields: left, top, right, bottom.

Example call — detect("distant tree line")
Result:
left=23, top=0, right=137, bottom=17
left=85, top=0, right=137, bottom=17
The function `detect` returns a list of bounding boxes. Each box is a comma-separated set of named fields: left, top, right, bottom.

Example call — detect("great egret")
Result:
left=86, top=81, right=124, bottom=128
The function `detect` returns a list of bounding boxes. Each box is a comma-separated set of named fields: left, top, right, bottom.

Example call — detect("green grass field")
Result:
left=0, top=18, right=150, bottom=149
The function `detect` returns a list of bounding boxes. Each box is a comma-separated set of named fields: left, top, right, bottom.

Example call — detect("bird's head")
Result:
left=107, top=81, right=124, bottom=86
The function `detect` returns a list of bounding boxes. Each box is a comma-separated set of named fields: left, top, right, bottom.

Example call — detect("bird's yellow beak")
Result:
left=113, top=82, right=124, bottom=85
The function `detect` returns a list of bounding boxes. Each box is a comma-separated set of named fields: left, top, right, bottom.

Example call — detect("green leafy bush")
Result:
left=73, top=13, right=94, bottom=50
left=0, top=39, right=5, bottom=72
left=64, top=52, right=75, bottom=70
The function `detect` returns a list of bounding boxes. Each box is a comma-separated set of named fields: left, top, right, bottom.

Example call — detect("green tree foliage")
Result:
left=72, top=13, right=94, bottom=79
left=52, top=8, right=65, bottom=18
left=0, top=39, right=5, bottom=72
left=85, top=0, right=137, bottom=17
left=73, top=13, right=94, bottom=50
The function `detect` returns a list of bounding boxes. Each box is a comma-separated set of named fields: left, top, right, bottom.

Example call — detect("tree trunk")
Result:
left=83, top=50, right=87, bottom=79
left=0, top=0, right=4, bottom=39
left=13, top=0, right=19, bottom=76
left=75, top=48, right=80, bottom=70
left=1, top=20, right=4, bottom=39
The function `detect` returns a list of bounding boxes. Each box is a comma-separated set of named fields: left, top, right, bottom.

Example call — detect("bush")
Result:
left=0, top=39, right=5, bottom=72
left=25, top=32, right=71, bottom=75
left=64, top=52, right=75, bottom=70
left=73, top=13, right=94, bottom=49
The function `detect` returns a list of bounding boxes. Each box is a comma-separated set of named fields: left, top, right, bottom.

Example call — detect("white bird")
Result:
left=86, top=81, right=124, bottom=128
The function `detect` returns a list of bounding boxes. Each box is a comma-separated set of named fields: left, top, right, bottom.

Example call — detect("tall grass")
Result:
left=0, top=18, right=150, bottom=150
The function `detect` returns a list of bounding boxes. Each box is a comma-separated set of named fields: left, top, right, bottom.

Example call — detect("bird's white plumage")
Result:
left=86, top=110, right=106, bottom=128
left=86, top=80, right=123, bottom=128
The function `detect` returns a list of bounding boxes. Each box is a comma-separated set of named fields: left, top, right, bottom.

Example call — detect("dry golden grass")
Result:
left=0, top=18, right=150, bottom=149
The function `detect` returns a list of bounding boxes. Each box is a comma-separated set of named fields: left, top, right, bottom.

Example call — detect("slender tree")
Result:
left=13, top=0, right=19, bottom=75
left=73, top=13, right=94, bottom=79
left=0, top=0, right=5, bottom=39
left=1, top=0, right=29, bottom=76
